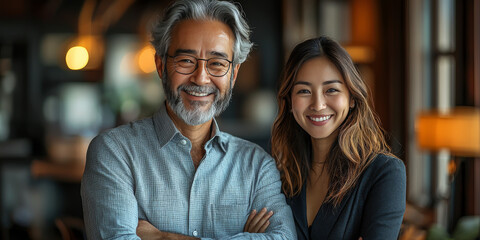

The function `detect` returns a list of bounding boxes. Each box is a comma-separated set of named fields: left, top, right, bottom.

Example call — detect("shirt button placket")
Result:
left=189, top=165, right=202, bottom=238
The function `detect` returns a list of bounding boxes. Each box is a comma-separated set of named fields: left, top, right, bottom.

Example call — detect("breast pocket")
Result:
left=211, top=203, right=249, bottom=238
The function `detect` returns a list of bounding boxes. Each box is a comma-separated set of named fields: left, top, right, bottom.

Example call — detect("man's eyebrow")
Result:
left=209, top=51, right=229, bottom=59
left=173, top=49, right=229, bottom=59
left=174, top=49, right=197, bottom=55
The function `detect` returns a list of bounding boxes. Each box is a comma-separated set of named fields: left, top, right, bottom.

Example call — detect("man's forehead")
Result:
left=168, top=19, right=235, bottom=58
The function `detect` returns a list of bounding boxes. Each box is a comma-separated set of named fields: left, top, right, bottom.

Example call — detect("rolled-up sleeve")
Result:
left=81, top=133, right=141, bottom=240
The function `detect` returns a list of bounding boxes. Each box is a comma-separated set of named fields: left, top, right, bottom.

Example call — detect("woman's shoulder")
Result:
left=369, top=153, right=405, bottom=172
left=360, top=153, right=406, bottom=185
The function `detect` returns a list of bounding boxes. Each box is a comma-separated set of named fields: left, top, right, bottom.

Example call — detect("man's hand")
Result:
left=137, top=220, right=199, bottom=240
left=137, top=220, right=163, bottom=240
left=243, top=208, right=274, bottom=233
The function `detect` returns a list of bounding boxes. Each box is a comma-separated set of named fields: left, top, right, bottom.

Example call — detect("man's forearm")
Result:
left=160, top=232, right=200, bottom=240
left=137, top=220, right=200, bottom=240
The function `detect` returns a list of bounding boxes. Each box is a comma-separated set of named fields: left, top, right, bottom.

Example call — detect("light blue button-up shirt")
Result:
left=81, top=102, right=296, bottom=239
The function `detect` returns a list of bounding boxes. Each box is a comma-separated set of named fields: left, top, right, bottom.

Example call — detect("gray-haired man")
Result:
left=81, top=0, right=296, bottom=239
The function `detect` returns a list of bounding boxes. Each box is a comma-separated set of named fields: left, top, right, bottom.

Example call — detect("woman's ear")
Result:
left=350, top=99, right=355, bottom=109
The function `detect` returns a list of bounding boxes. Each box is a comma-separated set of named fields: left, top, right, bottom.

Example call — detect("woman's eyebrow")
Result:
left=293, top=81, right=311, bottom=86
left=293, top=80, right=343, bottom=86
left=323, top=80, right=343, bottom=85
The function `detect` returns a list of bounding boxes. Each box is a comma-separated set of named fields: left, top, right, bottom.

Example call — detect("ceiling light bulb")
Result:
left=66, top=46, right=89, bottom=70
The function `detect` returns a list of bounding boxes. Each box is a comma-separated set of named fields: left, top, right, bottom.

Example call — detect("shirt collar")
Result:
left=153, top=101, right=228, bottom=152
left=153, top=102, right=180, bottom=149
left=210, top=117, right=227, bottom=153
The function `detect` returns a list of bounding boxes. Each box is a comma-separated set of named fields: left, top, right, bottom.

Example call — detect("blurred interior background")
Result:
left=0, top=0, right=479, bottom=239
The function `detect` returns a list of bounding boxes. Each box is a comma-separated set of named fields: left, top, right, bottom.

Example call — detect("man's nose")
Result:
left=310, top=93, right=327, bottom=111
left=190, top=60, right=211, bottom=85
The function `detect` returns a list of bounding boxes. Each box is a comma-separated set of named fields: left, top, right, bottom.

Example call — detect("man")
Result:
left=80, top=0, right=296, bottom=239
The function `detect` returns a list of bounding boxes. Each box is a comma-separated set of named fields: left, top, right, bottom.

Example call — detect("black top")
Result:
left=287, top=154, right=406, bottom=240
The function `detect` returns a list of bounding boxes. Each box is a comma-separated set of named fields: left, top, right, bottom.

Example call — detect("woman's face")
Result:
left=290, top=57, right=353, bottom=143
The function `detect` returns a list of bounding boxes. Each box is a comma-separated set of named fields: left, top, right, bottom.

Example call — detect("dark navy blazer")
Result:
left=287, top=154, right=406, bottom=240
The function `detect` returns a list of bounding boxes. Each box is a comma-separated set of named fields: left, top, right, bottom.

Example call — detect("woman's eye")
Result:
left=326, top=88, right=339, bottom=93
left=296, top=89, right=310, bottom=94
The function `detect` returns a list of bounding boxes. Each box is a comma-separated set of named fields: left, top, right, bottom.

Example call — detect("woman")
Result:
left=271, top=36, right=406, bottom=239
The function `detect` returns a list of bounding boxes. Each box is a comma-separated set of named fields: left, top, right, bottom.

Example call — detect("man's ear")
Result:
left=155, top=54, right=164, bottom=78
left=231, top=64, right=241, bottom=87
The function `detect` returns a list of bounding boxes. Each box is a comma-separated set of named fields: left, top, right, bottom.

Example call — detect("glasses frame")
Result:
left=167, top=54, right=233, bottom=77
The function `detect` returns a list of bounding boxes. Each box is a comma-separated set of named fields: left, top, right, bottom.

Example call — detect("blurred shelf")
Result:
left=30, top=159, right=84, bottom=183
left=0, top=139, right=32, bottom=159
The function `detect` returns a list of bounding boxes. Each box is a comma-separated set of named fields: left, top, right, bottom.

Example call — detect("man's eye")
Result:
left=178, top=58, right=194, bottom=64
left=209, top=60, right=228, bottom=67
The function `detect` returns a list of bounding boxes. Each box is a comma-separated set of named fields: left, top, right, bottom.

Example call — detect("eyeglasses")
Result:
left=167, top=54, right=233, bottom=77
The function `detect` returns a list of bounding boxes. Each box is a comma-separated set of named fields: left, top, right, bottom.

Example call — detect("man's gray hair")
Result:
left=151, top=0, right=253, bottom=65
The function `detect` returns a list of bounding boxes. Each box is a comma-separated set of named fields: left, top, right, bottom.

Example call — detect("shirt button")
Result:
left=192, top=230, right=198, bottom=236
left=180, top=139, right=187, bottom=145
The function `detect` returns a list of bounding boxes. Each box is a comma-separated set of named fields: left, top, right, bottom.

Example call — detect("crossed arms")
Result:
left=81, top=134, right=296, bottom=239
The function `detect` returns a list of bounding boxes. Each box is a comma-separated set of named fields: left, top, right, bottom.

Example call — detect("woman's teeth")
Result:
left=309, top=115, right=331, bottom=122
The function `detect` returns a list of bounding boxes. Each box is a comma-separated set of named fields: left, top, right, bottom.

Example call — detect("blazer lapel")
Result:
left=288, top=185, right=309, bottom=239
left=315, top=190, right=353, bottom=239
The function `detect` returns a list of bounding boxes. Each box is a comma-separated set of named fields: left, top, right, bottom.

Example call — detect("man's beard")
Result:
left=162, top=69, right=233, bottom=126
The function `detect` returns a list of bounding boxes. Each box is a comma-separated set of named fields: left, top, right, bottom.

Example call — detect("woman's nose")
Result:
left=309, top=94, right=327, bottom=111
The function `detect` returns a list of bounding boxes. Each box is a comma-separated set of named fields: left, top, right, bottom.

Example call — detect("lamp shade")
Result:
left=416, top=107, right=480, bottom=156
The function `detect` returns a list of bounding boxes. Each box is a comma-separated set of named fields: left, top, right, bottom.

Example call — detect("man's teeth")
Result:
left=187, top=91, right=209, bottom=97
left=309, top=115, right=331, bottom=122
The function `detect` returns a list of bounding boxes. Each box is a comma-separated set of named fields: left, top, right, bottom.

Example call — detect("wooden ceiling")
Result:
left=0, top=0, right=174, bottom=34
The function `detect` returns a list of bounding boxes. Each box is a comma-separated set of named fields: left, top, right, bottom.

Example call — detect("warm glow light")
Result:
left=416, top=107, right=480, bottom=156
left=344, top=46, right=375, bottom=63
left=448, top=159, right=457, bottom=175
left=66, top=46, right=89, bottom=70
left=137, top=45, right=156, bottom=73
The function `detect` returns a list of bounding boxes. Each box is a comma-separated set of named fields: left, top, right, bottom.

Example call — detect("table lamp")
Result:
left=416, top=106, right=480, bottom=231
left=416, top=107, right=480, bottom=157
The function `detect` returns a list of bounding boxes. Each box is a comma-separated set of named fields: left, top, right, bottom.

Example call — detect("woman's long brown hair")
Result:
left=271, top=36, right=394, bottom=206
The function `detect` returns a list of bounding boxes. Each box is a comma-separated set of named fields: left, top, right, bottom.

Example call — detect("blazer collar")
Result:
left=288, top=184, right=309, bottom=239
left=288, top=183, right=354, bottom=239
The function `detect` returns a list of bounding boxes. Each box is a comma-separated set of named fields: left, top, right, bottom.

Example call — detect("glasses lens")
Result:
left=174, top=55, right=197, bottom=74
left=172, top=55, right=231, bottom=76
left=207, top=58, right=230, bottom=77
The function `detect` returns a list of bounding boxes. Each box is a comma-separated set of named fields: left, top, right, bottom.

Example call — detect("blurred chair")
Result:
left=55, top=217, right=85, bottom=240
